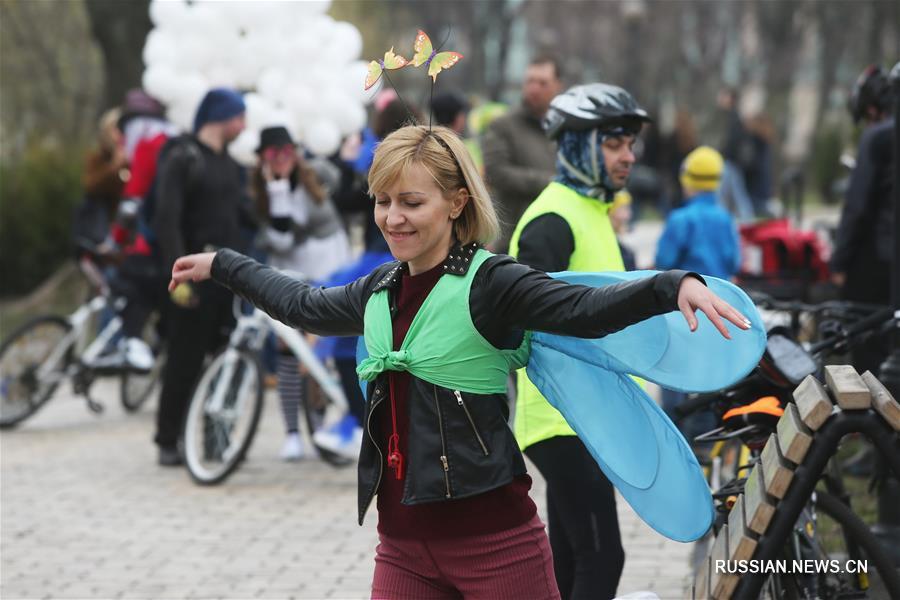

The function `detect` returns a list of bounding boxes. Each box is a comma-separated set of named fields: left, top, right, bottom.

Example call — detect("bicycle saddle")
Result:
left=722, top=395, right=784, bottom=431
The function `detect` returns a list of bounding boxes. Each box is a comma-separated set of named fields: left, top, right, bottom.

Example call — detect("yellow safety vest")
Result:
left=508, top=181, right=625, bottom=449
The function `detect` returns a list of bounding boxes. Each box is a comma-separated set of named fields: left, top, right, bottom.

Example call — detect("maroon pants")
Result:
left=371, top=514, right=561, bottom=600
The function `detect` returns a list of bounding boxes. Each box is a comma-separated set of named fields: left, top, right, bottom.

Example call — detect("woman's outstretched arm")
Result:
left=170, top=249, right=390, bottom=336
left=475, top=256, right=749, bottom=340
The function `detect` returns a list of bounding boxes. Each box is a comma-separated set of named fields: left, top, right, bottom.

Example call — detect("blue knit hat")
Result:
left=192, top=87, right=246, bottom=133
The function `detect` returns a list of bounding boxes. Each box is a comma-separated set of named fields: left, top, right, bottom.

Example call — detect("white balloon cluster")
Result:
left=142, top=0, right=376, bottom=165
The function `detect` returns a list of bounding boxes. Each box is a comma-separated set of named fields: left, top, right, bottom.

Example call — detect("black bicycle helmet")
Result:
left=543, top=83, right=652, bottom=140
left=848, top=65, right=891, bottom=124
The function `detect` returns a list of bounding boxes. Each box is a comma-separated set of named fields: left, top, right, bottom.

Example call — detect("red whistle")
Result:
left=387, top=434, right=404, bottom=479
left=388, top=451, right=404, bottom=479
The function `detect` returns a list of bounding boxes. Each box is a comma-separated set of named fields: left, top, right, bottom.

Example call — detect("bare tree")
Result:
left=0, top=0, right=103, bottom=154
left=83, top=0, right=152, bottom=111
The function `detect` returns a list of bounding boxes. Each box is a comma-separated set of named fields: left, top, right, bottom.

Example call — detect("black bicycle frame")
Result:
left=731, top=410, right=900, bottom=599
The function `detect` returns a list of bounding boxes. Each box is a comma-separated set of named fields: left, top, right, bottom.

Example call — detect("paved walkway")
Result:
left=2, top=379, right=694, bottom=600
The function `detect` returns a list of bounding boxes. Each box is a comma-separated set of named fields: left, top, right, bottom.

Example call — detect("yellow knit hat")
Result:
left=679, top=146, right=724, bottom=192
left=611, top=189, right=632, bottom=211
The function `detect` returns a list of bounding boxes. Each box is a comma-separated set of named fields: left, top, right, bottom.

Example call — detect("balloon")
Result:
left=244, top=92, right=276, bottom=131
left=295, top=1, right=330, bottom=17
left=303, top=121, right=341, bottom=156
left=178, top=36, right=217, bottom=72
left=232, top=38, right=262, bottom=88
left=148, top=0, right=188, bottom=29
left=141, top=0, right=370, bottom=160
left=336, top=102, right=367, bottom=136
left=340, top=60, right=377, bottom=104
left=257, top=67, right=288, bottom=102
left=142, top=28, right=179, bottom=67
left=229, top=129, right=260, bottom=167
left=283, top=84, right=316, bottom=122
left=263, top=107, right=295, bottom=133
left=167, top=101, right=195, bottom=132
left=168, top=72, right=209, bottom=129
left=189, top=3, right=229, bottom=39
left=327, top=21, right=363, bottom=64
left=142, top=64, right=180, bottom=104
left=315, top=87, right=345, bottom=118
left=206, top=64, right=238, bottom=88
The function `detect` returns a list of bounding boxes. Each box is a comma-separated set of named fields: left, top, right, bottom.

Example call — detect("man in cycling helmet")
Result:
left=832, top=65, right=894, bottom=375
left=508, top=82, right=651, bottom=599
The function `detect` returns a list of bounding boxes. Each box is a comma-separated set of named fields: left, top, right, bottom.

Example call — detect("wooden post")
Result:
left=776, top=403, right=813, bottom=465
left=709, top=524, right=737, bottom=599
left=824, top=365, right=871, bottom=409
left=693, top=555, right=710, bottom=600
left=726, top=494, right=758, bottom=563
left=792, top=375, right=833, bottom=430
left=743, top=463, right=775, bottom=535
left=862, top=370, right=900, bottom=430
left=760, top=434, right=794, bottom=499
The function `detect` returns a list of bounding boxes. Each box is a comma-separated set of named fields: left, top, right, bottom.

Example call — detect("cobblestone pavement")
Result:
left=2, top=379, right=694, bottom=600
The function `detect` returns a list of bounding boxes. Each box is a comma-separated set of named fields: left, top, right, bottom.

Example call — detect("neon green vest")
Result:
left=508, top=181, right=625, bottom=449
left=357, top=248, right=530, bottom=392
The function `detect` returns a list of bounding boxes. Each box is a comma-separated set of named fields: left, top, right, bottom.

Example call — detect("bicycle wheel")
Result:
left=183, top=348, right=264, bottom=485
left=303, top=378, right=353, bottom=467
left=119, top=353, right=163, bottom=412
left=119, top=314, right=163, bottom=412
left=0, top=315, right=72, bottom=428
left=813, top=490, right=900, bottom=598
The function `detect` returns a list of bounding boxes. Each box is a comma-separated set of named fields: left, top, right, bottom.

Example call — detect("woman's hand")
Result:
left=168, top=252, right=216, bottom=292
left=677, top=276, right=751, bottom=339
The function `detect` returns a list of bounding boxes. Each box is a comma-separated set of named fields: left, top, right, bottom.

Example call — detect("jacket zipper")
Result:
left=361, top=386, right=385, bottom=521
left=454, top=390, right=489, bottom=456
left=433, top=385, right=452, bottom=498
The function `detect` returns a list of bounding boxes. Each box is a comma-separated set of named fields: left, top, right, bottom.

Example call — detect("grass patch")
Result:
left=0, top=264, right=88, bottom=339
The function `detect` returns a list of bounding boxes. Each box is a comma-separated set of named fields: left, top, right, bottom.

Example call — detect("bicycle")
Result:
left=680, top=299, right=899, bottom=598
left=182, top=296, right=353, bottom=485
left=0, top=249, right=164, bottom=428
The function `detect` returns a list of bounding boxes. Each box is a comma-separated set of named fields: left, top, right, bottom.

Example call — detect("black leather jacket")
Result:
left=211, top=243, right=695, bottom=525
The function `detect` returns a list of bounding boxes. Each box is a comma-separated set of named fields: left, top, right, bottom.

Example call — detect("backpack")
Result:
left=139, top=134, right=205, bottom=251
left=737, top=218, right=830, bottom=299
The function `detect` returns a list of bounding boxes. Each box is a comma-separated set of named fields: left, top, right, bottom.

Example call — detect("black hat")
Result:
left=256, top=126, right=296, bottom=153
left=431, top=91, right=470, bottom=127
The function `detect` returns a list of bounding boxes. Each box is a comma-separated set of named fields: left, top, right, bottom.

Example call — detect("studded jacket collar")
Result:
left=370, top=241, right=482, bottom=293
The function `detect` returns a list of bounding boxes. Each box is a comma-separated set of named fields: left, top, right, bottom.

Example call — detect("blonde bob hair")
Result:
left=368, top=125, right=499, bottom=245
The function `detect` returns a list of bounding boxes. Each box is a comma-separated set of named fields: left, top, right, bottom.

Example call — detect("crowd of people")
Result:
left=72, top=55, right=895, bottom=599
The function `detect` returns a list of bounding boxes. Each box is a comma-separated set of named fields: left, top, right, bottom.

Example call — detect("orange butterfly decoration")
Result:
left=411, top=30, right=463, bottom=82
left=364, top=47, right=409, bottom=90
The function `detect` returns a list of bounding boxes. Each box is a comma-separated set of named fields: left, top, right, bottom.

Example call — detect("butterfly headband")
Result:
left=364, top=30, right=463, bottom=129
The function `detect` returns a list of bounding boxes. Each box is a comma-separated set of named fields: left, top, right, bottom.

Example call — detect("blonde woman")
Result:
left=168, top=125, right=750, bottom=599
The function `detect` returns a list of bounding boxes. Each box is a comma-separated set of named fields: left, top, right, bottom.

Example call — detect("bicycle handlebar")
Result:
left=749, top=290, right=886, bottom=317
left=675, top=300, right=895, bottom=422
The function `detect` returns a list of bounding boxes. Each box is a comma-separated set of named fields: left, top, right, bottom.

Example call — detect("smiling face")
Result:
left=600, top=134, right=637, bottom=190
left=374, top=164, right=468, bottom=275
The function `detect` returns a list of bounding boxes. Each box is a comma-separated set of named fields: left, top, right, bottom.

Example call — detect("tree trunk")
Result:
left=83, top=0, right=152, bottom=111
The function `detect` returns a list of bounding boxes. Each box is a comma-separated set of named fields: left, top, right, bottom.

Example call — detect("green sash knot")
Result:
left=356, top=350, right=411, bottom=381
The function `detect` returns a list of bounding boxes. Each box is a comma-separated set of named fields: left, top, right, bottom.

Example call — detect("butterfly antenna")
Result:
left=427, top=28, right=451, bottom=132
left=434, top=27, right=452, bottom=53
left=381, top=70, right=418, bottom=125
left=428, top=79, right=435, bottom=131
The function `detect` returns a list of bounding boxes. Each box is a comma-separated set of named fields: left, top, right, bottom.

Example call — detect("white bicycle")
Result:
left=183, top=297, right=352, bottom=485
left=0, top=254, right=163, bottom=428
